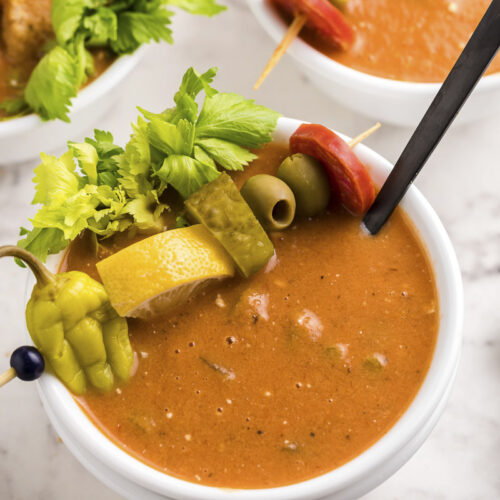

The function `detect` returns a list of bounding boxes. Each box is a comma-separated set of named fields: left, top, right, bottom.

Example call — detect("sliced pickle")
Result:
left=185, top=173, right=274, bottom=277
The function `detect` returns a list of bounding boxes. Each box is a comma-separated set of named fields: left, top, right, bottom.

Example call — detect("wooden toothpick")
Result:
left=0, top=367, right=16, bottom=388
left=254, top=13, right=307, bottom=90
left=348, top=122, right=382, bottom=148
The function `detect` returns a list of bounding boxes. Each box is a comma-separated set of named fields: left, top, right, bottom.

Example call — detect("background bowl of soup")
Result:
left=0, top=49, right=143, bottom=165
left=248, top=0, right=500, bottom=127
left=31, top=116, right=463, bottom=499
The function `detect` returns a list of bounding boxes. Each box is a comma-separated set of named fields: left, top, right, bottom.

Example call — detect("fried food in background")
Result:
left=0, top=0, right=52, bottom=66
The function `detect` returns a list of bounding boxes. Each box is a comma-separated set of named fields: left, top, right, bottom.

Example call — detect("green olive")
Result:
left=240, top=174, right=296, bottom=231
left=277, top=153, right=331, bottom=217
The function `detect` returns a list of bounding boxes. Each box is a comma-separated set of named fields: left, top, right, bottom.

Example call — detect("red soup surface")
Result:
left=62, top=143, right=439, bottom=488
left=271, top=0, right=500, bottom=82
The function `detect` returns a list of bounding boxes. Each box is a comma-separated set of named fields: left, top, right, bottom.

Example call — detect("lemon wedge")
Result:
left=96, top=225, right=235, bottom=318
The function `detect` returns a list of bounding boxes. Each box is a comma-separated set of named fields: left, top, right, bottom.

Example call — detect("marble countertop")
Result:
left=1, top=2, right=499, bottom=499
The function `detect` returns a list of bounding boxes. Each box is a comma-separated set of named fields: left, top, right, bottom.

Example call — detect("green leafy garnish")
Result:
left=141, top=67, right=281, bottom=198
left=110, top=6, right=174, bottom=54
left=167, top=0, right=226, bottom=15
left=18, top=67, right=280, bottom=262
left=25, top=45, right=89, bottom=121
left=7, top=0, right=226, bottom=121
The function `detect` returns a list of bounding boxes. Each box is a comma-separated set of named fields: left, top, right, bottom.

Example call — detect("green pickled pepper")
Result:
left=1, top=246, right=133, bottom=395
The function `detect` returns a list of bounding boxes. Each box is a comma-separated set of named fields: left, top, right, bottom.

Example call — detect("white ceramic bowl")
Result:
left=32, top=117, right=463, bottom=500
left=0, top=49, right=144, bottom=165
left=248, top=0, right=500, bottom=127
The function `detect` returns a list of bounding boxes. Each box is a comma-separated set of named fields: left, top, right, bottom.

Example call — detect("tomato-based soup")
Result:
left=63, top=143, right=439, bottom=488
left=272, top=0, right=500, bottom=82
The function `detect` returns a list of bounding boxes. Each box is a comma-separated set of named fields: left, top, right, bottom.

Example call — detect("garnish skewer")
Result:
left=289, top=122, right=381, bottom=216
left=254, top=13, right=307, bottom=90
left=0, top=368, right=16, bottom=387
left=348, top=123, right=381, bottom=148
left=0, top=346, right=45, bottom=388
left=254, top=0, right=355, bottom=90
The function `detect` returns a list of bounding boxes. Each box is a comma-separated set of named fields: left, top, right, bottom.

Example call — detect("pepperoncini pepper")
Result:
left=1, top=246, right=133, bottom=395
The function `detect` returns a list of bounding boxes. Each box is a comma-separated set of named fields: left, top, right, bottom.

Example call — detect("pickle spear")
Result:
left=185, top=173, right=274, bottom=277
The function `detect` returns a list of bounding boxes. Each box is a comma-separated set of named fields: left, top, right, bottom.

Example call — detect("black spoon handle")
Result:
left=363, top=0, right=500, bottom=235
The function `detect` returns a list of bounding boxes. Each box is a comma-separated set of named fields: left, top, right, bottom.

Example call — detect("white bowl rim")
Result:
left=35, top=116, right=464, bottom=500
left=247, top=0, right=500, bottom=94
left=0, top=48, right=143, bottom=137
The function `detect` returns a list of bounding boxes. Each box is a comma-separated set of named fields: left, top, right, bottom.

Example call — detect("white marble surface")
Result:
left=1, top=2, right=499, bottom=499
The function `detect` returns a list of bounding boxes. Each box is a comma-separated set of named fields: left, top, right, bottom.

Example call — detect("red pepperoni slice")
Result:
left=272, top=0, right=355, bottom=49
left=290, top=123, right=375, bottom=216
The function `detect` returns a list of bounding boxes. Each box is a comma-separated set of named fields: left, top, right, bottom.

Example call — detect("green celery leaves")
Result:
left=195, top=138, right=256, bottom=171
left=19, top=67, right=280, bottom=262
left=157, top=155, right=219, bottom=199
left=24, top=46, right=85, bottom=122
left=140, top=66, right=281, bottom=197
left=196, top=93, right=280, bottom=147
left=16, top=0, right=226, bottom=121
left=167, top=0, right=226, bottom=16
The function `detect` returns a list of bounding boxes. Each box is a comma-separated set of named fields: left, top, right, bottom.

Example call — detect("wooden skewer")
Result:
left=254, top=13, right=307, bottom=90
left=348, top=122, right=381, bottom=148
left=0, top=367, right=16, bottom=387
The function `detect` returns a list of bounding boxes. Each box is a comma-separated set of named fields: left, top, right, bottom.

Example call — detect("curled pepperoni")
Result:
left=290, top=123, right=375, bottom=216
left=272, top=0, right=355, bottom=49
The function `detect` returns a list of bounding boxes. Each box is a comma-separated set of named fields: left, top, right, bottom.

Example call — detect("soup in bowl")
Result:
left=248, top=0, right=500, bottom=126
left=31, top=117, right=463, bottom=499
